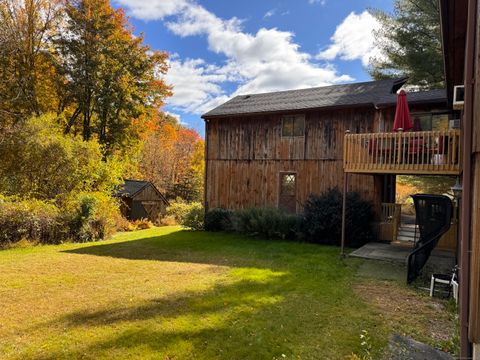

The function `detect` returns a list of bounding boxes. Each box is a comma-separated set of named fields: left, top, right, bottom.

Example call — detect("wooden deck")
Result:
left=344, top=130, right=461, bottom=175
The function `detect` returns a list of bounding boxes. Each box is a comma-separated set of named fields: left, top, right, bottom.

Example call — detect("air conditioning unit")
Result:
left=449, top=119, right=460, bottom=129
left=453, top=85, right=465, bottom=110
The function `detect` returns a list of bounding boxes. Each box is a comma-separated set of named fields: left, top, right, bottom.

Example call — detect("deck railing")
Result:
left=344, top=130, right=461, bottom=175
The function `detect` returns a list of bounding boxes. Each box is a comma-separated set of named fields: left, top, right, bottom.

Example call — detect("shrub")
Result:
left=0, top=114, right=125, bottom=200
left=232, top=207, right=298, bottom=240
left=299, top=188, right=373, bottom=247
left=0, top=197, right=63, bottom=246
left=64, top=192, right=120, bottom=242
left=165, top=198, right=192, bottom=223
left=204, top=208, right=233, bottom=231
left=160, top=215, right=177, bottom=226
left=130, top=219, right=154, bottom=230
left=180, top=203, right=204, bottom=230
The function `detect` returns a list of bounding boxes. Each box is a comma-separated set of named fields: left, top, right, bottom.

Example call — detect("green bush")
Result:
left=64, top=192, right=120, bottom=242
left=165, top=199, right=193, bottom=223
left=299, top=188, right=373, bottom=247
left=232, top=207, right=298, bottom=240
left=0, top=197, right=63, bottom=246
left=181, top=203, right=204, bottom=231
left=0, top=114, right=125, bottom=200
left=204, top=208, right=233, bottom=231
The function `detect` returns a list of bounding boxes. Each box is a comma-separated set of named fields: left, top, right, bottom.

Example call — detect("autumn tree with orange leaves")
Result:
left=0, top=0, right=205, bottom=220
left=0, top=0, right=64, bottom=128
left=56, top=0, right=171, bottom=153
left=140, top=114, right=205, bottom=202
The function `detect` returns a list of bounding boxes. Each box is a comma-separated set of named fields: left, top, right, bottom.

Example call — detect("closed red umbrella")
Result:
left=393, top=90, right=413, bottom=132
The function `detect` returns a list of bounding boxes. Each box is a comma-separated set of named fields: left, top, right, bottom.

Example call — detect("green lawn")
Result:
left=0, top=227, right=456, bottom=359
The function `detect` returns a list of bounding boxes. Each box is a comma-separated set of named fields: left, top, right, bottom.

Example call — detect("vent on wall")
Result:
left=453, top=85, right=465, bottom=110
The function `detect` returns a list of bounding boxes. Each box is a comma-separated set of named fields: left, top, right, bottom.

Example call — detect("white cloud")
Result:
left=164, top=57, right=228, bottom=113
left=316, top=11, right=381, bottom=66
left=119, top=0, right=353, bottom=115
left=309, top=0, right=326, bottom=5
left=114, top=0, right=188, bottom=21
left=263, top=9, right=276, bottom=19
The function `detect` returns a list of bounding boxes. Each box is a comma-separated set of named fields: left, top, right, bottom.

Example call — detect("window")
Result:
left=280, top=173, right=296, bottom=196
left=411, top=112, right=451, bottom=131
left=279, top=172, right=297, bottom=213
left=282, top=115, right=305, bottom=137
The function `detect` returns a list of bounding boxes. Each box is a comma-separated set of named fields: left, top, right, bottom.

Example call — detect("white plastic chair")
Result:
left=430, top=266, right=458, bottom=302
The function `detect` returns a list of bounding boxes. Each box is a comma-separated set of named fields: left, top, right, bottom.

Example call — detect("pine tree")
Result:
left=369, top=0, right=444, bottom=89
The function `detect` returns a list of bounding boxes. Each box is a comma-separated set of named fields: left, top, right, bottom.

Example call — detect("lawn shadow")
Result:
left=27, top=231, right=377, bottom=359
left=63, top=230, right=344, bottom=274
left=31, top=271, right=296, bottom=359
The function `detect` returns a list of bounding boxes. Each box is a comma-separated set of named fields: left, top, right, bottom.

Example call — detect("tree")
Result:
left=56, top=0, right=171, bottom=152
left=0, top=0, right=63, bottom=124
left=369, top=0, right=444, bottom=89
left=139, top=114, right=205, bottom=202
left=0, top=113, right=125, bottom=200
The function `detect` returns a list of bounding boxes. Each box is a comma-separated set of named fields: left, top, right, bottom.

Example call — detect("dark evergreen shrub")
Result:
left=204, top=208, right=233, bottom=231
left=232, top=207, right=298, bottom=240
left=299, top=188, right=373, bottom=247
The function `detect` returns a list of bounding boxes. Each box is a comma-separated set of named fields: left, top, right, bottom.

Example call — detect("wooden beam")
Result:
left=340, top=172, right=349, bottom=257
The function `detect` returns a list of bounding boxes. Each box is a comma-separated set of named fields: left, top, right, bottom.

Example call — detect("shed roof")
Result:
left=201, top=78, right=447, bottom=118
left=116, top=180, right=169, bottom=204
left=116, top=180, right=150, bottom=197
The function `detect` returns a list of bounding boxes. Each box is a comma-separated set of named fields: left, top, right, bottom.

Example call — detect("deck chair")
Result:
left=430, top=266, right=458, bottom=301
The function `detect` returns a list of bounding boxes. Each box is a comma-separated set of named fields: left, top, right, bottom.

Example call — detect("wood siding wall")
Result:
left=468, top=5, right=480, bottom=341
left=205, top=108, right=382, bottom=213
left=124, top=185, right=168, bottom=222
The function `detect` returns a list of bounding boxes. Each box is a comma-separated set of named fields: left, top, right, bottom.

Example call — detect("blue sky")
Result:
left=114, top=0, right=394, bottom=135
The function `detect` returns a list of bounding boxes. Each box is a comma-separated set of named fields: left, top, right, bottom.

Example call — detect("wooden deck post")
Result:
left=340, top=172, right=348, bottom=257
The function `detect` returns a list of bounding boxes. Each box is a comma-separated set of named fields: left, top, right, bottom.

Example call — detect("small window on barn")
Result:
left=279, top=172, right=297, bottom=213
left=282, top=115, right=305, bottom=137
left=280, top=173, right=296, bottom=196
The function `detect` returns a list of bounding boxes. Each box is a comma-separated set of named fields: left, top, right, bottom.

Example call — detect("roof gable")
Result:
left=116, top=180, right=169, bottom=205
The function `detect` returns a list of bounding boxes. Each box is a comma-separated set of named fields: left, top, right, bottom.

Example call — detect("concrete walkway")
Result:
left=388, top=334, right=454, bottom=360
left=350, top=242, right=455, bottom=267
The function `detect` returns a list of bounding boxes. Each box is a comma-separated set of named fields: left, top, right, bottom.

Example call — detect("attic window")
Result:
left=282, top=115, right=305, bottom=137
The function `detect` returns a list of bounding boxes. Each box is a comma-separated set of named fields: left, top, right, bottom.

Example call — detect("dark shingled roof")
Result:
left=115, top=180, right=169, bottom=204
left=201, top=78, right=447, bottom=118
left=116, top=180, right=151, bottom=197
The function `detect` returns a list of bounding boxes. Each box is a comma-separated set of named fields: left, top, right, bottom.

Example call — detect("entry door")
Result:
left=279, top=172, right=297, bottom=213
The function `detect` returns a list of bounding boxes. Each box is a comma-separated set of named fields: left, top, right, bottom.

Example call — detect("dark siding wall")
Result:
left=129, top=185, right=168, bottom=222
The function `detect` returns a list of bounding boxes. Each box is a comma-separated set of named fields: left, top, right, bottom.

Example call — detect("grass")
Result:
left=0, top=227, right=456, bottom=359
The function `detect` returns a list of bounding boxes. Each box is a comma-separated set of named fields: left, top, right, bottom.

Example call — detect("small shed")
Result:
left=116, top=180, right=169, bottom=222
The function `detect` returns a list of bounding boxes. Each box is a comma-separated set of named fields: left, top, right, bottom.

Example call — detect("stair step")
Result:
left=398, top=236, right=418, bottom=242
left=398, top=229, right=418, bottom=235
left=398, top=229, right=418, bottom=237
left=391, top=240, right=414, bottom=248
left=397, top=235, right=416, bottom=242
left=399, top=225, right=418, bottom=229
left=399, top=229, right=417, bottom=235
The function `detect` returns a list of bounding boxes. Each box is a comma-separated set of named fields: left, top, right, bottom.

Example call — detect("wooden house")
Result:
left=440, top=0, right=480, bottom=356
left=116, top=180, right=169, bottom=222
left=202, top=78, right=451, bottom=217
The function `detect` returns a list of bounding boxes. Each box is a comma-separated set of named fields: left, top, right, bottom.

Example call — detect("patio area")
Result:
left=350, top=242, right=455, bottom=270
